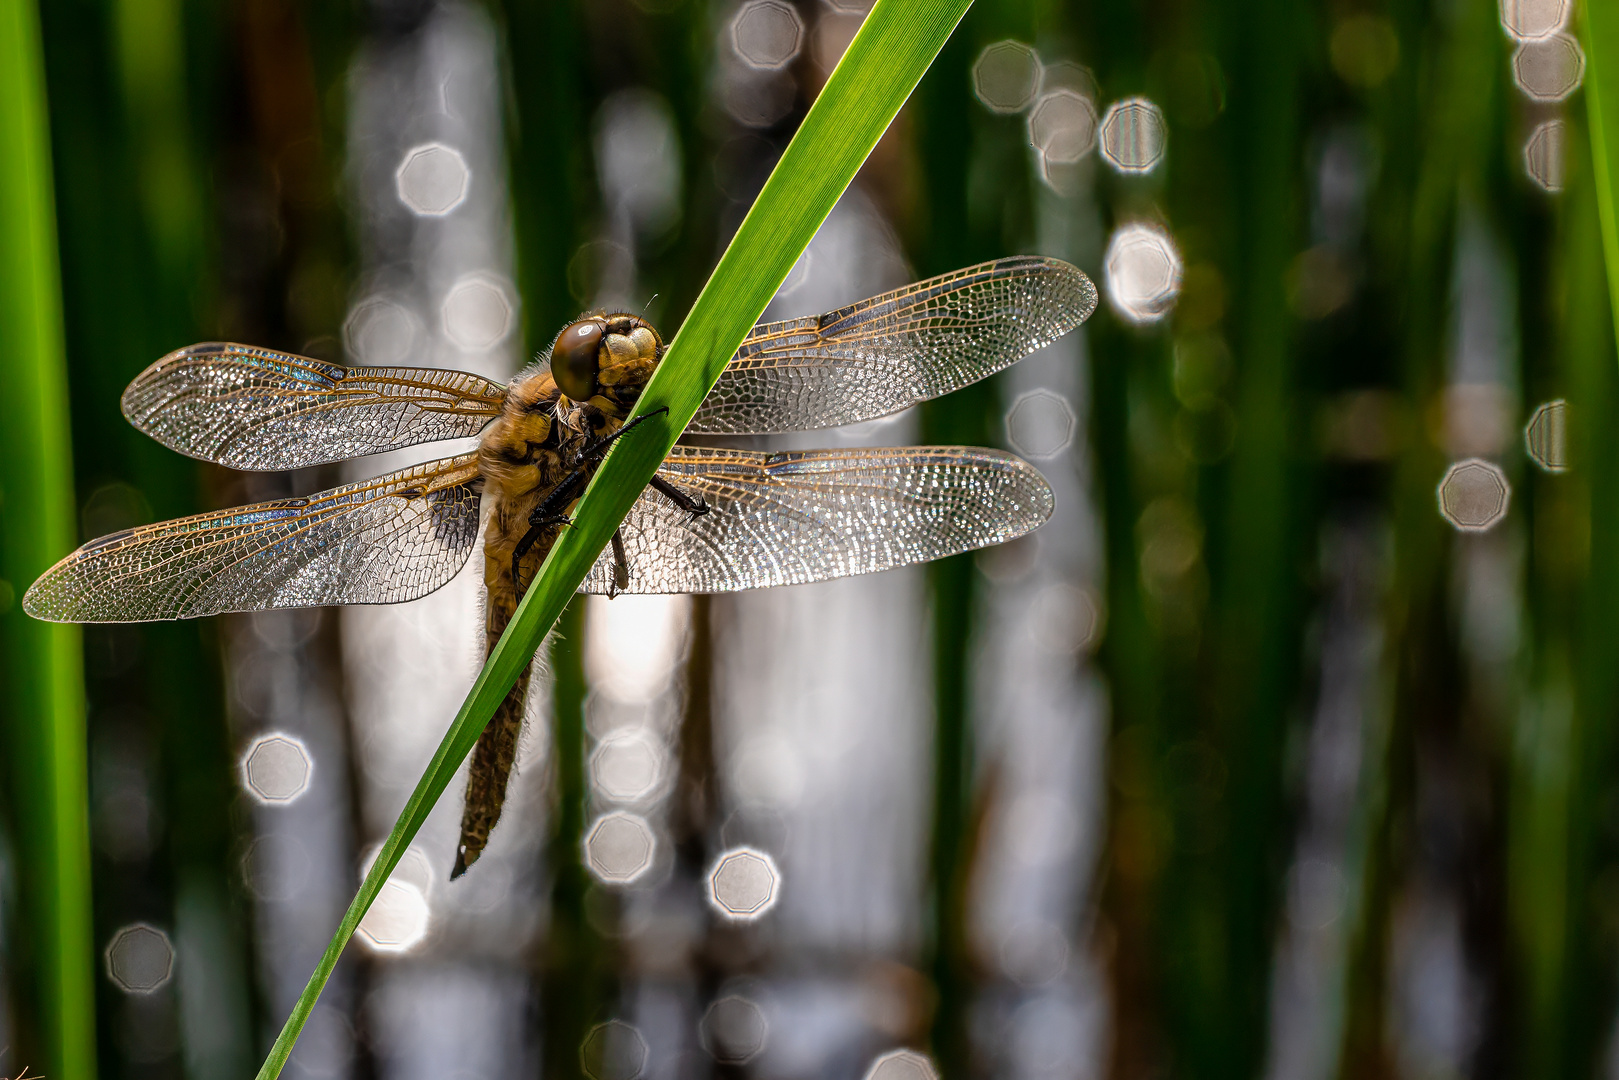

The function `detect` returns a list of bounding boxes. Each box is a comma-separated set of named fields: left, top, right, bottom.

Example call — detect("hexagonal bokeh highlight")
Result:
left=972, top=41, right=1041, bottom=114
left=1499, top=0, right=1568, bottom=40
left=1026, top=89, right=1097, bottom=165
left=105, top=923, right=174, bottom=994
left=581, top=1019, right=648, bottom=1080
left=1437, top=459, right=1511, bottom=532
left=344, top=295, right=419, bottom=365
left=999, top=918, right=1072, bottom=985
left=584, top=811, right=657, bottom=885
left=356, top=879, right=430, bottom=953
left=241, top=833, right=312, bottom=903
left=1525, top=399, right=1568, bottom=473
left=240, top=732, right=312, bottom=804
left=395, top=142, right=470, bottom=216
left=590, top=729, right=667, bottom=804
left=730, top=0, right=803, bottom=71
left=1104, top=223, right=1183, bottom=325
left=442, top=274, right=514, bottom=350
left=1524, top=120, right=1566, bottom=193
left=1099, top=97, right=1168, bottom=173
left=864, top=1049, right=941, bottom=1080
left=1029, top=582, right=1100, bottom=654
left=701, top=995, right=768, bottom=1064
left=707, top=846, right=780, bottom=922
left=1005, top=389, right=1077, bottom=460
left=1512, top=34, right=1584, bottom=101
left=1038, top=59, right=1099, bottom=101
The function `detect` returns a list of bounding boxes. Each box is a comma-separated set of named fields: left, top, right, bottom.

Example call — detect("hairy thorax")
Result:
left=475, top=315, right=663, bottom=608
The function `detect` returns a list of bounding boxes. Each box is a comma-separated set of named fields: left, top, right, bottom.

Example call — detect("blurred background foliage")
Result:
left=1, top=0, right=1617, bottom=1077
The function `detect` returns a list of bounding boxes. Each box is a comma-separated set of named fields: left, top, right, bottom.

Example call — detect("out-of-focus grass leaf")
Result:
left=253, top=1, right=974, bottom=1074
left=0, top=1, right=96, bottom=1078
left=1590, top=0, right=1619, bottom=351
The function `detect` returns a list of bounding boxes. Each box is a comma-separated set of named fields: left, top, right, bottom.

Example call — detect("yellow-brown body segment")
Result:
left=454, top=314, right=663, bottom=877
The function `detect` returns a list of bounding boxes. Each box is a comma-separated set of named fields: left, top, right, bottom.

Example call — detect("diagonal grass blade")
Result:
left=253, top=0, right=974, bottom=1075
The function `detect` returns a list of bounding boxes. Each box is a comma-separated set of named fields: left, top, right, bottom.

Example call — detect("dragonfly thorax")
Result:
left=478, top=311, right=664, bottom=534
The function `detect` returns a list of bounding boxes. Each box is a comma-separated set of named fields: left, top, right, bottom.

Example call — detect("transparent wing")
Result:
left=688, top=256, right=1097, bottom=434
left=23, top=455, right=483, bottom=622
left=580, top=445, right=1052, bottom=594
left=122, top=342, right=507, bottom=470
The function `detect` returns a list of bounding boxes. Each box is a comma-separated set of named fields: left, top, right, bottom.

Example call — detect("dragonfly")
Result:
left=25, top=255, right=1097, bottom=877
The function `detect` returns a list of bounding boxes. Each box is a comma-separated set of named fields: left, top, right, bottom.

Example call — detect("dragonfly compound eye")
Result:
left=552, top=318, right=605, bottom=402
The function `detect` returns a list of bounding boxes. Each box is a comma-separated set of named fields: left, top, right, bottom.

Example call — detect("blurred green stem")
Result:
left=493, top=0, right=590, bottom=352
left=1587, top=0, right=1619, bottom=351
left=1509, top=106, right=1619, bottom=1079
left=1564, top=123, right=1619, bottom=1074
left=540, top=601, right=606, bottom=1080
left=0, top=1, right=95, bottom=1077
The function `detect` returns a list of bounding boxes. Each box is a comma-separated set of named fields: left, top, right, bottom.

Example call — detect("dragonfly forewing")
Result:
left=687, top=256, right=1096, bottom=435
left=580, top=445, right=1053, bottom=594
left=23, top=454, right=483, bottom=622
left=122, top=343, right=507, bottom=471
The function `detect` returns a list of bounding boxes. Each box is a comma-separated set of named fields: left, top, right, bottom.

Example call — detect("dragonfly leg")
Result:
left=511, top=509, right=576, bottom=593
left=649, top=474, right=709, bottom=522
left=570, top=405, right=669, bottom=468
left=513, top=408, right=668, bottom=594
left=511, top=524, right=542, bottom=593
left=525, top=467, right=591, bottom=532
left=609, top=529, right=630, bottom=597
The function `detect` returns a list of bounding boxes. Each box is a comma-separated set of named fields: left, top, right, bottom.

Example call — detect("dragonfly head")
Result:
left=550, top=313, right=664, bottom=418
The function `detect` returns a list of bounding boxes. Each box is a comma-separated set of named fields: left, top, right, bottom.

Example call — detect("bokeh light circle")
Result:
left=1104, top=223, right=1183, bottom=324
left=105, top=923, right=174, bottom=994
left=706, top=846, right=780, bottom=921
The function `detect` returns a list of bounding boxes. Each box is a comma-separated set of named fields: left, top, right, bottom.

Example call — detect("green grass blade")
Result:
left=1589, top=0, right=1619, bottom=356
left=0, top=1, right=97, bottom=1077
left=254, top=0, right=972, bottom=1073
